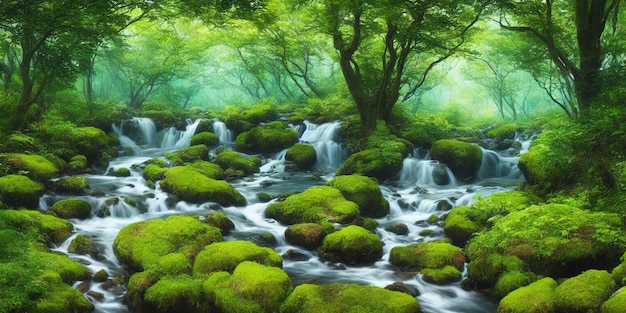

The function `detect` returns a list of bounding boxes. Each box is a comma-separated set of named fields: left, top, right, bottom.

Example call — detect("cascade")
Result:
left=160, top=118, right=203, bottom=149
left=399, top=156, right=457, bottom=187
left=131, top=117, right=157, bottom=146
left=212, top=119, right=234, bottom=146
left=299, top=121, right=348, bottom=171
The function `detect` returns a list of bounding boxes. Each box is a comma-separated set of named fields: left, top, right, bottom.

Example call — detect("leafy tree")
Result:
left=496, top=0, right=624, bottom=118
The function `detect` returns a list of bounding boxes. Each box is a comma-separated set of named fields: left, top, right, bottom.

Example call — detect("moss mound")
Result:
left=193, top=240, right=282, bottom=276
left=190, top=131, right=219, bottom=147
left=3, top=153, right=60, bottom=182
left=167, top=144, right=209, bottom=165
left=497, top=277, right=557, bottom=313
left=67, top=155, right=88, bottom=173
left=318, top=225, right=383, bottom=264
left=285, top=223, right=326, bottom=250
left=602, top=287, right=626, bottom=313
left=143, top=274, right=205, bottom=313
left=336, top=148, right=404, bottom=181
left=421, top=265, right=463, bottom=285
left=34, top=270, right=94, bottom=313
left=467, top=204, right=626, bottom=285
left=108, top=167, right=131, bottom=177
left=390, top=241, right=465, bottom=273
left=265, top=186, right=359, bottom=225
left=68, top=234, right=100, bottom=259
left=0, top=174, right=45, bottom=208
left=18, top=210, right=74, bottom=244
left=48, top=198, right=92, bottom=220
left=429, top=139, right=482, bottom=182
left=326, top=174, right=389, bottom=218
left=285, top=143, right=317, bottom=171
left=280, top=283, right=421, bottom=313
left=487, top=123, right=518, bottom=139
left=185, top=160, right=224, bottom=180
left=554, top=269, right=615, bottom=313
left=143, top=163, right=168, bottom=182
left=202, top=212, right=235, bottom=234
left=160, top=166, right=246, bottom=207
left=53, top=176, right=89, bottom=194
left=113, top=215, right=223, bottom=273
left=235, top=122, right=298, bottom=154
left=213, top=148, right=260, bottom=176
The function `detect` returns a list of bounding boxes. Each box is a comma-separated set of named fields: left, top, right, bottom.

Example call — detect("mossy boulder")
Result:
left=318, top=225, right=383, bottom=265
left=3, top=153, right=59, bottom=182
left=167, top=144, right=209, bottom=165
left=466, top=204, right=626, bottom=279
left=602, top=287, right=626, bottom=313
left=125, top=271, right=160, bottom=311
left=612, top=253, right=626, bottom=287
left=113, top=215, right=223, bottom=273
left=235, top=122, right=298, bottom=154
left=497, top=277, right=557, bottom=313
left=143, top=164, right=168, bottom=182
left=265, top=186, right=359, bottom=225
left=421, top=265, right=463, bottom=285
left=326, top=175, right=389, bottom=218
left=285, top=223, right=326, bottom=250
left=0, top=174, right=45, bottom=208
left=190, top=131, right=219, bottom=147
left=280, top=283, right=421, bottom=313
left=204, top=261, right=293, bottom=313
left=443, top=191, right=542, bottom=246
left=143, top=274, right=205, bottom=313
left=185, top=160, right=224, bottom=180
left=429, top=139, right=482, bottom=182
left=52, top=176, right=89, bottom=194
left=108, top=167, right=131, bottom=177
left=68, top=234, right=101, bottom=259
left=202, top=212, right=235, bottom=234
left=466, top=254, right=525, bottom=290
left=336, top=148, right=404, bottom=181
left=160, top=166, right=246, bottom=207
left=42, top=252, right=92, bottom=284
left=213, top=148, right=260, bottom=176
left=48, top=198, right=92, bottom=220
left=285, top=144, right=317, bottom=171
left=554, top=269, right=615, bottom=313
left=193, top=240, right=282, bottom=276
left=67, top=155, right=88, bottom=173
left=487, top=123, right=518, bottom=140
left=18, top=210, right=74, bottom=244
left=493, top=270, right=537, bottom=300
left=390, top=241, right=465, bottom=276
left=34, top=270, right=94, bottom=313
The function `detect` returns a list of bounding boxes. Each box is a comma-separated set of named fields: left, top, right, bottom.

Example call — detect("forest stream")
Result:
left=43, top=117, right=530, bottom=313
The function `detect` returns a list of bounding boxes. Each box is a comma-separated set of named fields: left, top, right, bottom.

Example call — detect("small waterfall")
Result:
left=399, top=158, right=457, bottom=186
left=260, top=149, right=287, bottom=173
left=160, top=118, right=203, bottom=149
left=111, top=122, right=140, bottom=155
left=477, top=148, right=523, bottom=180
left=299, top=121, right=348, bottom=171
left=132, top=117, right=157, bottom=146
left=212, top=119, right=234, bottom=146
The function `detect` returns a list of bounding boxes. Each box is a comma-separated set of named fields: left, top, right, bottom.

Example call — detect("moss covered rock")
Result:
left=0, top=174, right=45, bottom=208
left=285, top=223, right=326, bottom=250
left=493, top=270, right=537, bottom=300
left=466, top=204, right=626, bottom=279
left=466, top=254, right=525, bottom=290
left=443, top=191, right=542, bottom=246
left=554, top=269, right=615, bottom=313
left=108, top=167, right=131, bottom=177
left=143, top=274, right=205, bottom=313
left=68, top=234, right=101, bottom=259
left=612, top=252, right=626, bottom=287
left=113, top=215, right=223, bottom=273
left=336, top=148, right=404, bottom=181
left=34, top=270, right=94, bottom=313
left=53, top=176, right=89, bottom=194
left=185, top=160, right=224, bottom=180
left=497, top=277, right=557, bottom=313
left=213, top=148, right=260, bottom=176
left=168, top=144, right=209, bottom=165
left=602, top=287, right=626, bottom=313
left=280, top=283, right=421, bottom=313
left=48, top=198, right=92, bottom=220
left=160, top=166, right=246, bottom=207
left=265, top=186, right=359, bottom=225
left=67, top=155, right=88, bottom=173
left=390, top=241, right=465, bottom=273
left=193, top=240, right=282, bottom=276
left=285, top=143, right=317, bottom=171
left=235, top=122, right=298, bottom=154
left=202, top=212, right=235, bottom=234
left=143, top=164, right=168, bottom=182
left=326, top=174, right=389, bottom=218
left=318, top=225, right=383, bottom=264
left=487, top=124, right=518, bottom=140
left=3, top=153, right=60, bottom=182
left=421, top=265, right=463, bottom=285
left=17, top=210, right=74, bottom=244
left=190, top=131, right=219, bottom=147
left=204, top=261, right=293, bottom=313
left=429, top=139, right=482, bottom=182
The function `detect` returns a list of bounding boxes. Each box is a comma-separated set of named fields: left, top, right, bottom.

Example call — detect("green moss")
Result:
left=602, top=287, right=626, bottom=313
left=466, top=204, right=626, bottom=278
left=48, top=198, right=92, bottom=219
left=390, top=241, right=465, bottom=272
left=318, top=225, right=383, bottom=264
left=205, top=261, right=293, bottom=313
left=144, top=274, right=206, bottom=313
left=39, top=251, right=91, bottom=284
left=143, top=164, right=168, bottom=181
left=487, top=124, right=519, bottom=139
left=68, top=234, right=100, bottom=258
left=280, top=283, right=421, bottom=313
left=0, top=174, right=45, bottom=208
left=202, top=212, right=235, bottom=234
left=612, top=252, right=626, bottom=286
left=421, top=265, right=462, bottom=285
left=497, top=277, right=557, bottom=313
left=493, top=271, right=537, bottom=300
left=167, top=144, right=209, bottom=165
left=160, top=166, right=246, bottom=206
left=554, top=269, right=615, bottom=313
left=326, top=175, right=389, bottom=218
left=193, top=240, right=282, bottom=276
left=4, top=153, right=60, bottom=182
left=214, top=148, right=259, bottom=176
left=67, top=155, right=88, bottom=173
left=190, top=131, right=219, bottom=147
left=147, top=158, right=169, bottom=168
left=336, top=148, right=404, bottom=181
left=235, top=122, right=298, bottom=154
left=185, top=160, right=224, bottom=180
left=285, top=223, right=326, bottom=250
left=125, top=271, right=159, bottom=311
left=6, top=132, right=37, bottom=152
left=285, top=144, right=317, bottom=170
left=34, top=270, right=94, bottom=313
left=20, top=210, right=73, bottom=244
left=466, top=254, right=524, bottom=289
left=265, top=186, right=359, bottom=225
left=151, top=252, right=192, bottom=277
left=113, top=215, right=223, bottom=273
left=109, top=167, right=131, bottom=177
left=53, top=176, right=89, bottom=194
left=429, top=139, right=482, bottom=182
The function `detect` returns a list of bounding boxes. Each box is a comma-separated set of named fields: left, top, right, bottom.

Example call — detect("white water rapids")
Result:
left=42, top=118, right=529, bottom=313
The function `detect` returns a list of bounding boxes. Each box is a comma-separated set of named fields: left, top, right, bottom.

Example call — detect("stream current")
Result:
left=42, top=118, right=530, bottom=313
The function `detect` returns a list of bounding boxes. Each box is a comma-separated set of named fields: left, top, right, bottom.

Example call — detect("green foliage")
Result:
left=218, top=102, right=279, bottom=134
left=284, top=223, right=326, bottom=250
left=487, top=123, right=519, bottom=139
left=493, top=271, right=537, bottom=300
left=185, top=160, right=224, bottom=180
left=602, top=287, right=626, bottom=313
left=143, top=164, right=168, bottom=182
left=160, top=166, right=246, bottom=206
left=336, top=148, right=404, bottom=181
left=318, top=225, right=383, bottom=264
left=167, top=144, right=209, bottom=165
left=202, top=212, right=234, bottom=234
left=144, top=274, right=206, bottom=313
left=193, top=241, right=282, bottom=276
left=421, top=265, right=462, bottom=285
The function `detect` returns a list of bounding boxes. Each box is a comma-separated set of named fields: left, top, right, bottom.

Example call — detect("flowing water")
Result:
left=42, top=118, right=529, bottom=313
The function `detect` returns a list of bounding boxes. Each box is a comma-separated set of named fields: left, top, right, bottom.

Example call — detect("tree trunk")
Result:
left=574, top=0, right=605, bottom=113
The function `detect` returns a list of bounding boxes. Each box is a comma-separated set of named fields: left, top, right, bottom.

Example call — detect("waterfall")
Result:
left=477, top=148, right=523, bottom=180
left=399, top=158, right=457, bottom=187
left=299, top=121, right=348, bottom=171
left=111, top=121, right=140, bottom=155
left=132, top=117, right=157, bottom=146
left=212, top=119, right=234, bottom=146
left=160, top=118, right=203, bottom=149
